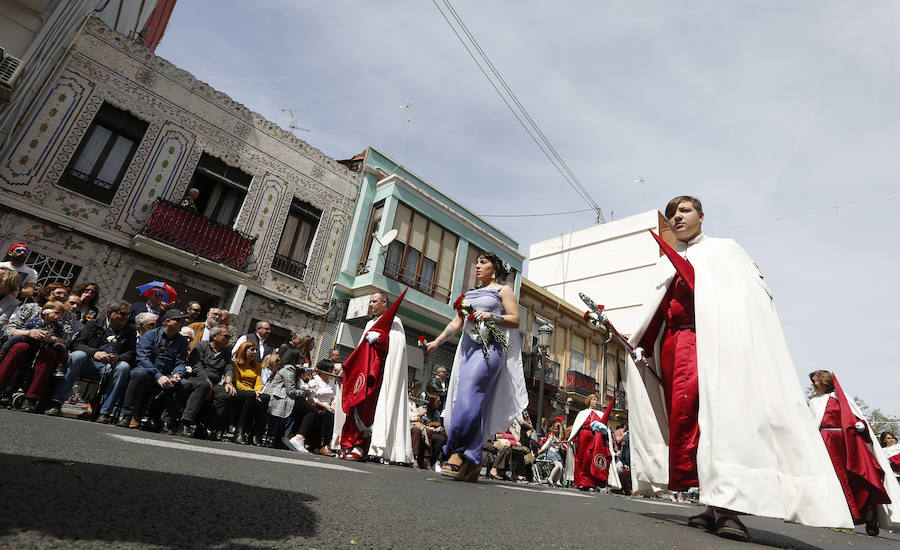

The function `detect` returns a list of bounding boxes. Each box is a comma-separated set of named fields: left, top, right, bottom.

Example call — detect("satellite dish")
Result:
left=373, top=229, right=398, bottom=248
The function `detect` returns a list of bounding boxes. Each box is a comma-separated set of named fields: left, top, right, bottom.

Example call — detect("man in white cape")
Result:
left=624, top=195, right=853, bottom=540
left=367, top=291, right=413, bottom=464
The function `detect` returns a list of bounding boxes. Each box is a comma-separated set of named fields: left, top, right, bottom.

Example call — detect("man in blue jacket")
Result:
left=116, top=308, right=189, bottom=432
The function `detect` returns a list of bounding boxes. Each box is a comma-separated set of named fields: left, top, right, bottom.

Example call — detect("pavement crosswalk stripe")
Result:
left=108, top=433, right=368, bottom=473
left=499, top=485, right=594, bottom=498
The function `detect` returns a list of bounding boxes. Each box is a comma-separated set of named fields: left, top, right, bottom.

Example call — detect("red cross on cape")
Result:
left=649, top=230, right=695, bottom=293
left=341, top=288, right=408, bottom=413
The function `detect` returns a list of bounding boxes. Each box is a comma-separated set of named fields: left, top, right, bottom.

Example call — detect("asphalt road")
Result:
left=1, top=408, right=897, bottom=549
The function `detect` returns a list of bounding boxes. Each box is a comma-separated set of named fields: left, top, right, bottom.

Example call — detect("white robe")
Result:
left=368, top=316, right=413, bottom=463
left=625, top=232, right=852, bottom=528
left=329, top=363, right=345, bottom=449
left=808, top=393, right=900, bottom=528
left=564, top=407, right=621, bottom=488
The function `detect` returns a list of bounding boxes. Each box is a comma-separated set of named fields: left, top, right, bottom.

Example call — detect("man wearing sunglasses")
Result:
left=0, top=242, right=37, bottom=299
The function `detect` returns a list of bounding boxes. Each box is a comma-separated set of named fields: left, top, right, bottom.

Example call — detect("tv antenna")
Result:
left=280, top=108, right=311, bottom=135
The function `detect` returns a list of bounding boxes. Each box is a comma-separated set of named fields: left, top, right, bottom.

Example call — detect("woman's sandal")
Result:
left=440, top=454, right=463, bottom=478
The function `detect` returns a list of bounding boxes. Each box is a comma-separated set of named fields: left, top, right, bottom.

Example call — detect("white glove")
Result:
left=632, top=347, right=645, bottom=363
left=854, top=421, right=866, bottom=434
left=365, top=331, right=380, bottom=344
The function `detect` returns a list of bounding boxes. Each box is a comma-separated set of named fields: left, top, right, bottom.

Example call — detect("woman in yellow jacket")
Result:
left=220, top=340, right=271, bottom=445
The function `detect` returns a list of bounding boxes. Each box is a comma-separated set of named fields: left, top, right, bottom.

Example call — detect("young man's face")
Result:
left=65, top=294, right=81, bottom=312
left=667, top=201, right=704, bottom=242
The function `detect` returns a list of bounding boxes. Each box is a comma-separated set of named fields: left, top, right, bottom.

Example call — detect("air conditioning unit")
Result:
left=0, top=48, right=25, bottom=104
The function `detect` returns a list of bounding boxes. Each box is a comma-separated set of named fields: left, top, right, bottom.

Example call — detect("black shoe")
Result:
left=140, top=419, right=161, bottom=432
left=180, top=423, right=197, bottom=438
left=21, top=398, right=38, bottom=413
left=163, top=422, right=177, bottom=436
left=0, top=393, right=10, bottom=408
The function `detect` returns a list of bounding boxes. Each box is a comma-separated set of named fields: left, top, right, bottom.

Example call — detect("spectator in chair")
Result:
left=179, top=325, right=233, bottom=438
left=46, top=301, right=136, bottom=422
left=232, top=321, right=273, bottom=361
left=71, top=283, right=101, bottom=324
left=0, top=242, right=37, bottom=299
left=187, top=307, right=223, bottom=350
left=116, top=308, right=189, bottom=432
left=216, top=340, right=270, bottom=445
left=135, top=313, right=157, bottom=337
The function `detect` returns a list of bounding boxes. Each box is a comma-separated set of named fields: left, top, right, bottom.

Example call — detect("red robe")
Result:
left=817, top=381, right=891, bottom=524
left=573, top=410, right=612, bottom=488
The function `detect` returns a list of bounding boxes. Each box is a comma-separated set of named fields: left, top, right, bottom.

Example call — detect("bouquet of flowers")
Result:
left=417, top=335, right=427, bottom=349
left=453, top=294, right=509, bottom=359
left=583, top=304, right=606, bottom=328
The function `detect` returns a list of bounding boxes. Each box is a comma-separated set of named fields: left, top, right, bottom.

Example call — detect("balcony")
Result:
left=383, top=259, right=451, bottom=303
left=272, top=253, right=307, bottom=280
left=523, top=352, right=560, bottom=386
left=141, top=199, right=256, bottom=270
left=565, top=370, right=598, bottom=396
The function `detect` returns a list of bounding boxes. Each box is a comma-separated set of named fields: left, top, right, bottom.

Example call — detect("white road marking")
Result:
left=108, top=433, right=367, bottom=473
left=499, top=485, right=594, bottom=498
left=629, top=499, right=696, bottom=508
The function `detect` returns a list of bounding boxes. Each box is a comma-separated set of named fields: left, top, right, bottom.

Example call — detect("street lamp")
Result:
left=535, top=318, right=554, bottom=432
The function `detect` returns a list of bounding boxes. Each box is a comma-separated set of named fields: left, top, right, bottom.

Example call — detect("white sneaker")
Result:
left=433, top=461, right=442, bottom=472
left=291, top=436, right=310, bottom=453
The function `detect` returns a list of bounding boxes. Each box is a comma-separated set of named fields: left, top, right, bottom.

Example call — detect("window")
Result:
left=24, top=252, right=82, bottom=291
left=570, top=348, right=586, bottom=375
left=382, top=202, right=457, bottom=302
left=357, top=201, right=385, bottom=274
left=59, top=103, right=148, bottom=203
left=590, top=357, right=598, bottom=379
left=188, top=153, right=252, bottom=227
left=272, top=199, right=321, bottom=280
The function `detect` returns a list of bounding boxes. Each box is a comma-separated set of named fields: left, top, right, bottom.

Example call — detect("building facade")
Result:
left=0, top=16, right=358, bottom=350
left=527, top=209, right=676, bottom=337
left=518, top=278, right=629, bottom=428
left=330, top=147, right=524, bottom=387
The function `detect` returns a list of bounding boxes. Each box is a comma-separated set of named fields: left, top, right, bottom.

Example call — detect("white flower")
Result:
left=106, top=336, right=117, bottom=343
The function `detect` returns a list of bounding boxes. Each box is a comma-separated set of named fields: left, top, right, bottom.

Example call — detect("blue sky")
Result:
left=156, top=1, right=900, bottom=417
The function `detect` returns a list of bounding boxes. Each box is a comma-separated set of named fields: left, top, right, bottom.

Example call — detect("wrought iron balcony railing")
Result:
left=272, top=253, right=307, bottom=280
left=565, top=370, right=599, bottom=396
left=141, top=198, right=257, bottom=270
left=523, top=352, right=560, bottom=385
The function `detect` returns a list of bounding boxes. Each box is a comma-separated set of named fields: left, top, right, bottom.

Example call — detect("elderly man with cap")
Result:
left=0, top=242, right=38, bottom=299
left=116, top=308, right=190, bottom=432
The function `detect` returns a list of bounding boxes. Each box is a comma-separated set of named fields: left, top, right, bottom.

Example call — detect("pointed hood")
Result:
left=649, top=230, right=695, bottom=292
left=599, top=394, right=616, bottom=424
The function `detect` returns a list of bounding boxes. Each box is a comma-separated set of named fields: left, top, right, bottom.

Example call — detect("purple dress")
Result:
left=443, top=288, right=506, bottom=466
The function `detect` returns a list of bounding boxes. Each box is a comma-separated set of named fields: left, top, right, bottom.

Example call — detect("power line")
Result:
left=478, top=207, right=595, bottom=218
left=432, top=0, right=606, bottom=223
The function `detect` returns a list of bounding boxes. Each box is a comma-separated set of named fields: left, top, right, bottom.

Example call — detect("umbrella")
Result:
left=136, top=281, right=178, bottom=304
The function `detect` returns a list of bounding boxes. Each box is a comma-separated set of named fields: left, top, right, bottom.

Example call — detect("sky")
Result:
left=156, top=1, right=900, bottom=417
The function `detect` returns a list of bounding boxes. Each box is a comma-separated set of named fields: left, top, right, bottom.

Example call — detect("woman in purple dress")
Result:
left=424, top=252, right=527, bottom=482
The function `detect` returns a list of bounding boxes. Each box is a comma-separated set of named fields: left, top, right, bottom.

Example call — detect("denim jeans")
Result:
left=52, top=350, right=131, bottom=415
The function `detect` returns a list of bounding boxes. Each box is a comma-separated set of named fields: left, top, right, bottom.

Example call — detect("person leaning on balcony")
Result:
left=45, top=301, right=136, bottom=422
left=0, top=242, right=38, bottom=300
left=116, top=308, right=190, bottom=432
left=179, top=188, right=200, bottom=214
left=187, top=307, right=224, bottom=350
left=178, top=324, right=233, bottom=439
left=231, top=321, right=273, bottom=362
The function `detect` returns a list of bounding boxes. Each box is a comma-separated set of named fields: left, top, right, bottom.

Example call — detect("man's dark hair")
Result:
left=105, top=301, right=131, bottom=315
left=665, top=196, right=704, bottom=219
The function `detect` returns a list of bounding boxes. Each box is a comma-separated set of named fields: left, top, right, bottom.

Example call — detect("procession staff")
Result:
left=339, top=290, right=407, bottom=460
left=425, top=252, right=527, bottom=483
left=808, top=370, right=900, bottom=536
left=624, top=195, right=852, bottom=540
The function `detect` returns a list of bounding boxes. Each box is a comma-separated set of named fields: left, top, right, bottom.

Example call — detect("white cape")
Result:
left=330, top=368, right=345, bottom=449
left=624, top=233, right=852, bottom=528
left=368, top=316, right=413, bottom=463
left=442, top=324, right=528, bottom=443
left=564, top=407, right=621, bottom=488
left=808, top=393, right=900, bottom=528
